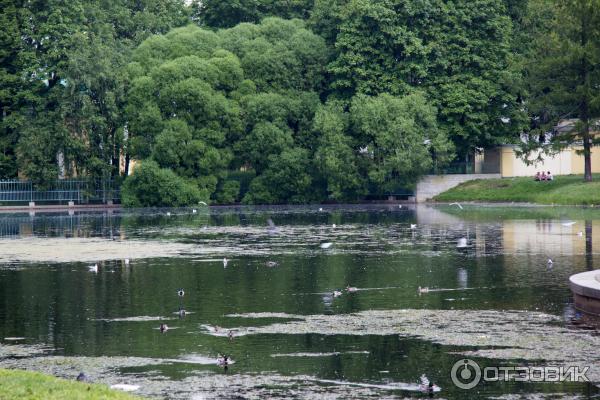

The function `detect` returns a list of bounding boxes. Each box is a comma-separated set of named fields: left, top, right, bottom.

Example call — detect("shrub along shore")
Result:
left=433, top=175, right=600, bottom=206
left=0, top=369, right=141, bottom=400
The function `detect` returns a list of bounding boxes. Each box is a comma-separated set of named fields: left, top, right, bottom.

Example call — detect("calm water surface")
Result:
left=0, top=204, right=599, bottom=399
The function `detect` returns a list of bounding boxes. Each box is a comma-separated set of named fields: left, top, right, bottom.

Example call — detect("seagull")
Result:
left=320, top=242, right=333, bottom=249
left=267, top=218, right=279, bottom=234
left=223, top=257, right=228, bottom=267
left=418, top=286, right=429, bottom=294
left=88, top=264, right=98, bottom=273
left=449, top=202, right=463, bottom=210
left=410, top=224, right=417, bottom=229
left=177, top=288, right=185, bottom=297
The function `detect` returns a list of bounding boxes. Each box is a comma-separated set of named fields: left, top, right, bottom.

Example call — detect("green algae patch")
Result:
left=0, top=368, right=143, bottom=400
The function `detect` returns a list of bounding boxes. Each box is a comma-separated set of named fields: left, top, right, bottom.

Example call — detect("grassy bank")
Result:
left=434, top=174, right=600, bottom=205
left=0, top=369, right=142, bottom=400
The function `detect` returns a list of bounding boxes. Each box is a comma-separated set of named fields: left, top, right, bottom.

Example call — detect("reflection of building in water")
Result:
left=502, top=220, right=599, bottom=256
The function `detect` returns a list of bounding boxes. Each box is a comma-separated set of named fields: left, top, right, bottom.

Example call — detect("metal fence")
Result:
left=0, top=180, right=120, bottom=204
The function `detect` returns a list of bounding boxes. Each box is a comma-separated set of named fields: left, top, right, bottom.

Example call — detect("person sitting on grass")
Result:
left=535, top=171, right=541, bottom=181
left=547, top=171, right=553, bottom=181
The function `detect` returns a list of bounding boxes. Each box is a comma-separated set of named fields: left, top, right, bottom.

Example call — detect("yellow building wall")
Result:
left=570, top=146, right=600, bottom=174
left=500, top=145, right=574, bottom=177
left=500, top=147, right=514, bottom=177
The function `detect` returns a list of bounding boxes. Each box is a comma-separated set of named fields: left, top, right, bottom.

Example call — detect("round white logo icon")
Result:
left=451, top=359, right=482, bottom=389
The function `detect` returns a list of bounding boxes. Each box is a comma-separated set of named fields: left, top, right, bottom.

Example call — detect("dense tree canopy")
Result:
left=2, top=0, right=595, bottom=205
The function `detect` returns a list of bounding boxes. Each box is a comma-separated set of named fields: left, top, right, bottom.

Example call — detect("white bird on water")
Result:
left=88, top=264, right=98, bottom=273
left=223, top=257, right=228, bottom=267
left=177, top=288, right=185, bottom=297
left=418, top=286, right=429, bottom=294
left=166, top=212, right=171, bottom=217
left=319, top=207, right=323, bottom=212
left=410, top=224, right=417, bottom=229
left=449, top=202, right=463, bottom=210
left=192, top=209, right=197, bottom=214
left=320, top=242, right=333, bottom=249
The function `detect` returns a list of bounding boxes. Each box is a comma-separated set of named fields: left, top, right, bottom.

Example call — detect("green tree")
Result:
left=350, top=92, right=453, bottom=192
left=326, top=0, right=520, bottom=157
left=521, top=0, right=600, bottom=181
left=121, top=160, right=204, bottom=207
left=193, top=0, right=314, bottom=28
left=313, top=101, right=365, bottom=200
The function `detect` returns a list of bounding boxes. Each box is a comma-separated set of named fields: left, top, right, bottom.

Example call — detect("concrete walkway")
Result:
left=570, top=270, right=600, bottom=315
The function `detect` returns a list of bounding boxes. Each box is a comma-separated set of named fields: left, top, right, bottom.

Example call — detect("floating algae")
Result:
left=0, top=237, right=203, bottom=263
left=219, top=309, right=600, bottom=380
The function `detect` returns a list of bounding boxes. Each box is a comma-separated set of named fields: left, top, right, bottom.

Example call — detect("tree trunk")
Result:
left=124, top=152, right=130, bottom=177
left=580, top=5, right=592, bottom=182
left=583, top=125, right=592, bottom=182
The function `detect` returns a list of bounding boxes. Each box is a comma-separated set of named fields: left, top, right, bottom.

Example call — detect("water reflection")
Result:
left=0, top=205, right=598, bottom=399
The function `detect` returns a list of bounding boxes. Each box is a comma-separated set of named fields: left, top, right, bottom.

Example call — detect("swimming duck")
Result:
left=266, top=261, right=278, bottom=268
left=177, top=288, right=185, bottom=297
left=418, top=286, right=429, bottom=294
left=346, top=286, right=358, bottom=293
left=217, top=354, right=230, bottom=366
left=159, top=323, right=169, bottom=333
left=178, top=307, right=186, bottom=317
left=76, top=372, right=89, bottom=382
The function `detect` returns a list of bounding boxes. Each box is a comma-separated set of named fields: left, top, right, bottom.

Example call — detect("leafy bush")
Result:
left=121, top=161, right=204, bottom=207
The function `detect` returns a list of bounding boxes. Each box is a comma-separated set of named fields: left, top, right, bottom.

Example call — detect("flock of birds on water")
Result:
left=78, top=202, right=590, bottom=395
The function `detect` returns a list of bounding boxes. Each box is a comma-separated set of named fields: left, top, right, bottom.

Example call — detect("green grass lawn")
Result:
left=434, top=174, right=600, bottom=205
left=0, top=369, right=143, bottom=400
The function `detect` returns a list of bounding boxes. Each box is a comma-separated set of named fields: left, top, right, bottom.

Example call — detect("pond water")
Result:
left=0, top=204, right=599, bottom=399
